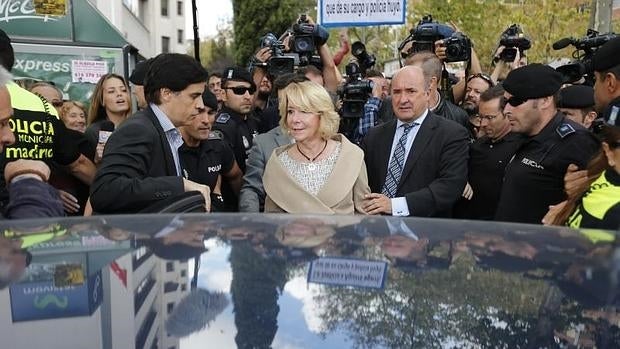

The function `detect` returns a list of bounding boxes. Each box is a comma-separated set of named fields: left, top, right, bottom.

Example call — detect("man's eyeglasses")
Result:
left=477, top=113, right=502, bottom=121
left=501, top=95, right=528, bottom=108
left=225, top=86, right=256, bottom=95
left=609, top=140, right=620, bottom=149
left=467, top=73, right=494, bottom=87
left=51, top=101, right=64, bottom=108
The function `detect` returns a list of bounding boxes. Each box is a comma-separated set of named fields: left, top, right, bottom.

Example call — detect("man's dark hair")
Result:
left=273, top=73, right=309, bottom=92
left=144, top=53, right=208, bottom=104
left=600, top=63, right=620, bottom=81
left=209, top=72, right=223, bottom=79
left=297, top=65, right=322, bottom=77
left=0, top=29, right=15, bottom=71
left=480, top=84, right=505, bottom=103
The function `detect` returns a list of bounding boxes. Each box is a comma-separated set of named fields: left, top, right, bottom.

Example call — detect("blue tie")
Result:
left=382, top=123, right=416, bottom=198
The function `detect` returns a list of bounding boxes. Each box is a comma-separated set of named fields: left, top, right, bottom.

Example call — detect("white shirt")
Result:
left=151, top=103, right=184, bottom=177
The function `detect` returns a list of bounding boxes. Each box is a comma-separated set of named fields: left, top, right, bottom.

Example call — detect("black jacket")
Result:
left=90, top=106, right=184, bottom=214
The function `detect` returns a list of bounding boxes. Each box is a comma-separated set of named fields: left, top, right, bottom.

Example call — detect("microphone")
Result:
left=552, top=37, right=574, bottom=50
left=98, top=120, right=115, bottom=144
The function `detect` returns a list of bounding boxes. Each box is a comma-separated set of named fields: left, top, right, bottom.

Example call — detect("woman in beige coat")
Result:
left=262, top=80, right=370, bottom=214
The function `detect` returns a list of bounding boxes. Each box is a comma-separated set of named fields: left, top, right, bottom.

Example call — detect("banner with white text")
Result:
left=318, top=0, right=406, bottom=28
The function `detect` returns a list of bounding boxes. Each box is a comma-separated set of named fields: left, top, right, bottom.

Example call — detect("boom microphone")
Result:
left=552, top=37, right=574, bottom=50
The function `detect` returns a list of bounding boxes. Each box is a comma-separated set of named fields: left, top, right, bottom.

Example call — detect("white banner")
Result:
left=318, top=0, right=406, bottom=28
left=307, top=257, right=388, bottom=289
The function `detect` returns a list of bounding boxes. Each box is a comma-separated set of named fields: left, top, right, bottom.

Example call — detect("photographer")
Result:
left=352, top=69, right=389, bottom=144
left=490, top=24, right=531, bottom=83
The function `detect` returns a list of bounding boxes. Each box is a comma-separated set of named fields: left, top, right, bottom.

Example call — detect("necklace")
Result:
left=296, top=140, right=328, bottom=171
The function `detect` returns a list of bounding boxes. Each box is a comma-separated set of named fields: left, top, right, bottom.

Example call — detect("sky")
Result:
left=184, top=0, right=233, bottom=39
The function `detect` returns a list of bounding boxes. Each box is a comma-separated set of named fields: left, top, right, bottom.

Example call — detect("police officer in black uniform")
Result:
left=212, top=67, right=259, bottom=173
left=593, top=36, right=620, bottom=129
left=494, top=64, right=600, bottom=224
left=179, top=90, right=243, bottom=212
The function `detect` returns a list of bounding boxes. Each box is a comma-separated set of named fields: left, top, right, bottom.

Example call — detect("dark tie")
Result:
left=382, top=123, right=416, bottom=198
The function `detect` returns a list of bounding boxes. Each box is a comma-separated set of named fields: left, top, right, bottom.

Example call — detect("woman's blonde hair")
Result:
left=60, top=100, right=87, bottom=122
left=279, top=80, right=339, bottom=140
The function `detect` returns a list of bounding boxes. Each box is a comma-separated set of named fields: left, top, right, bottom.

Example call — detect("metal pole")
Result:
left=192, top=0, right=200, bottom=62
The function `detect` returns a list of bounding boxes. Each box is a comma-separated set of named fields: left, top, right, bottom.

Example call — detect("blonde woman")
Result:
left=262, top=80, right=370, bottom=214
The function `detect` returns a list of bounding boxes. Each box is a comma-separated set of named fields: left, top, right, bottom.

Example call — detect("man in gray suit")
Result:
left=239, top=126, right=290, bottom=212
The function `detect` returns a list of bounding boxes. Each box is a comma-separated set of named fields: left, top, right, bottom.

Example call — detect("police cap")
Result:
left=202, top=89, right=218, bottom=110
left=222, top=67, right=256, bottom=90
left=129, top=59, right=151, bottom=85
left=558, top=85, right=595, bottom=109
left=503, top=63, right=563, bottom=99
left=593, top=36, right=620, bottom=72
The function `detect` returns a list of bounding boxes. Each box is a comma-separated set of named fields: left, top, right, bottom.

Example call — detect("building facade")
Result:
left=88, top=0, right=187, bottom=58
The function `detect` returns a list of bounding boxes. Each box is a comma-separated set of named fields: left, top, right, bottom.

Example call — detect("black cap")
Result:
left=593, top=36, right=620, bottom=72
left=558, top=85, right=595, bottom=109
left=202, top=89, right=218, bottom=110
left=503, top=63, right=563, bottom=99
left=222, top=67, right=256, bottom=90
left=0, top=29, right=14, bottom=71
left=129, top=59, right=151, bottom=85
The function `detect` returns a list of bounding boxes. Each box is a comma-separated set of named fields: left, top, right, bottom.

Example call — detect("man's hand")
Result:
left=255, top=47, right=272, bottom=65
left=565, top=163, right=589, bottom=199
left=542, top=200, right=568, bottom=226
left=363, top=193, right=392, bottom=215
left=58, top=190, right=80, bottom=214
left=5, top=159, right=51, bottom=183
left=183, top=179, right=212, bottom=212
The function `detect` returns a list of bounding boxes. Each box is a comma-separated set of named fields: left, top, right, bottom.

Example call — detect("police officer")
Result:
left=494, top=64, right=600, bottom=224
left=593, top=36, right=620, bottom=128
left=179, top=90, right=243, bottom=212
left=557, top=85, right=597, bottom=129
left=212, top=67, right=259, bottom=173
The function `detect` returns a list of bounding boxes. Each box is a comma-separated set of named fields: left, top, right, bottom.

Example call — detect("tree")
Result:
left=231, top=0, right=316, bottom=66
left=187, top=20, right=235, bottom=73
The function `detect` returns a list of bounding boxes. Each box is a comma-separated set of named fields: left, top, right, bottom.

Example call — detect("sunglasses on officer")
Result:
left=224, top=86, right=256, bottom=95
left=500, top=95, right=528, bottom=109
left=467, top=73, right=495, bottom=87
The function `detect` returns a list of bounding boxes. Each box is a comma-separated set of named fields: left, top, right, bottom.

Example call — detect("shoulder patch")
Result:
left=556, top=123, right=576, bottom=138
left=216, top=113, right=231, bottom=124
left=208, top=130, right=224, bottom=140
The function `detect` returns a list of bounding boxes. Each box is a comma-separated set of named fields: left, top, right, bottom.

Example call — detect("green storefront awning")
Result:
left=2, top=0, right=129, bottom=47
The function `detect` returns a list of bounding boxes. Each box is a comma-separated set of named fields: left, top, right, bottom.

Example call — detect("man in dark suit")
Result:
left=361, top=66, right=469, bottom=217
left=90, top=53, right=211, bottom=214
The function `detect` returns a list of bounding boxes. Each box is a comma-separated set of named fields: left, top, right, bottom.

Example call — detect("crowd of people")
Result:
left=0, top=20, right=618, bottom=231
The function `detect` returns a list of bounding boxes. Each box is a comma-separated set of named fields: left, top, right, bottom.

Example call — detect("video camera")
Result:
left=338, top=62, right=374, bottom=119
left=498, top=24, right=531, bottom=62
left=398, top=14, right=471, bottom=63
left=351, top=41, right=376, bottom=75
left=553, top=29, right=617, bottom=85
left=290, top=14, right=329, bottom=67
left=259, top=33, right=296, bottom=76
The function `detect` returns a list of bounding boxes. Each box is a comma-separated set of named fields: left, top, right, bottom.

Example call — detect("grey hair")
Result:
left=0, top=65, right=12, bottom=88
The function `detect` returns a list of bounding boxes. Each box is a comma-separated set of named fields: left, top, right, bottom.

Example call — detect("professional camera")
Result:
left=398, top=14, right=471, bottom=63
left=351, top=41, right=376, bottom=76
left=258, top=33, right=296, bottom=76
left=498, top=24, right=531, bottom=62
left=553, top=29, right=617, bottom=84
left=443, top=32, right=471, bottom=62
left=338, top=62, right=374, bottom=119
left=290, top=14, right=329, bottom=66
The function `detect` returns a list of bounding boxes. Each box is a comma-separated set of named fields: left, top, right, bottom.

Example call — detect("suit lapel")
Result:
left=398, top=114, right=437, bottom=190
left=377, top=121, right=397, bottom=190
left=145, top=107, right=177, bottom=176
left=274, top=127, right=290, bottom=147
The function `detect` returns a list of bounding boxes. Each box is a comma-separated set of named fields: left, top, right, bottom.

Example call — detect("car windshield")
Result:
left=1, top=213, right=618, bottom=348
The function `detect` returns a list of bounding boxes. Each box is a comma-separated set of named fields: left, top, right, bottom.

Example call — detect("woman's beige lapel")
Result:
left=263, top=135, right=370, bottom=214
